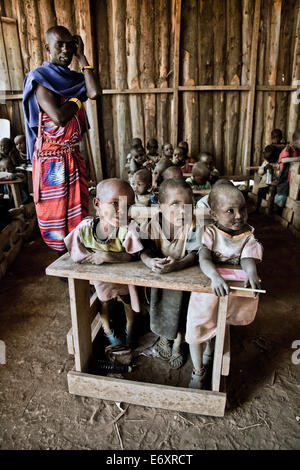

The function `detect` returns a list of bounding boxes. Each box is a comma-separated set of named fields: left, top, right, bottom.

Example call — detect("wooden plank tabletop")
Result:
left=0, top=178, right=24, bottom=184
left=46, top=254, right=255, bottom=297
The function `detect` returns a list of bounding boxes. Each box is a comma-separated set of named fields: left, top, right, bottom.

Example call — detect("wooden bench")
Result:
left=0, top=178, right=23, bottom=208
left=46, top=255, right=256, bottom=417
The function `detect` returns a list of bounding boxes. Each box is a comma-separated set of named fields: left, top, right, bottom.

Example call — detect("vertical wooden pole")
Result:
left=213, top=0, right=226, bottom=174
left=156, top=0, right=170, bottom=147
left=181, top=0, right=199, bottom=159
left=12, top=0, right=30, bottom=74
left=224, top=0, right=241, bottom=175
left=198, top=0, right=214, bottom=156
left=112, top=0, right=130, bottom=176
left=253, top=10, right=266, bottom=166
left=236, top=0, right=254, bottom=174
left=287, top=0, right=300, bottom=142
left=171, top=0, right=181, bottom=147
left=139, top=0, right=156, bottom=145
left=37, top=0, right=57, bottom=62
left=126, top=0, right=144, bottom=142
left=23, top=0, right=44, bottom=70
left=242, top=0, right=261, bottom=173
left=264, top=0, right=282, bottom=146
left=94, top=0, right=115, bottom=177
left=74, top=0, right=103, bottom=182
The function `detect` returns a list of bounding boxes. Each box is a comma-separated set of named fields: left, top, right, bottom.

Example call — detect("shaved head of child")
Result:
left=208, top=184, right=248, bottom=233
left=152, top=158, right=173, bottom=188
left=192, top=162, right=210, bottom=186
left=94, top=178, right=135, bottom=227
left=162, top=165, right=184, bottom=181
left=132, top=169, right=152, bottom=195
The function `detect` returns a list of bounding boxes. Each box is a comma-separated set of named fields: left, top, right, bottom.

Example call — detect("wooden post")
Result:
left=74, top=0, right=103, bottom=182
left=170, top=0, right=181, bottom=147
left=253, top=12, right=266, bottom=167
left=37, top=0, right=57, bottom=62
left=181, top=0, right=199, bottom=159
left=198, top=0, right=214, bottom=155
left=126, top=0, right=145, bottom=142
left=23, top=0, right=44, bottom=70
left=224, top=0, right=241, bottom=175
left=94, top=0, right=115, bottom=177
left=264, top=0, right=282, bottom=146
left=139, top=0, right=156, bottom=145
left=156, top=0, right=170, bottom=147
left=287, top=0, right=300, bottom=142
left=242, top=0, right=261, bottom=173
left=12, top=0, right=30, bottom=74
left=112, top=0, right=130, bottom=176
left=236, top=0, right=254, bottom=174
left=212, top=0, right=226, bottom=174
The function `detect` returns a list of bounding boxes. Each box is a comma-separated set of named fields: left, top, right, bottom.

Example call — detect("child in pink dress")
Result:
left=64, top=178, right=144, bottom=346
left=186, top=184, right=263, bottom=389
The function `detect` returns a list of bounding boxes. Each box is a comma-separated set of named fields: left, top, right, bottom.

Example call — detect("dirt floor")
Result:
left=0, top=212, right=300, bottom=451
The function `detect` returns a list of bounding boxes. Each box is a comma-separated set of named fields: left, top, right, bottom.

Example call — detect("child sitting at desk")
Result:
left=161, top=143, right=174, bottom=160
left=141, top=178, right=201, bottom=369
left=14, top=135, right=30, bottom=167
left=198, top=152, right=219, bottom=185
left=255, top=145, right=279, bottom=213
left=64, top=178, right=144, bottom=347
left=162, top=165, right=184, bottom=181
left=275, top=129, right=300, bottom=210
left=0, top=138, right=16, bottom=172
left=186, top=162, right=211, bottom=190
left=132, top=169, right=152, bottom=207
left=186, top=184, right=263, bottom=389
left=146, top=138, right=160, bottom=166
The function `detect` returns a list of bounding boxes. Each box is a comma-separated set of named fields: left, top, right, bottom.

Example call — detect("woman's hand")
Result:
left=210, top=273, right=229, bottom=297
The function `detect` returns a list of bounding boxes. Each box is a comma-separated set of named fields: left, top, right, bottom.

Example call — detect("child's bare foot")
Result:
left=155, top=336, right=172, bottom=360
left=188, top=367, right=207, bottom=389
left=169, top=345, right=184, bottom=369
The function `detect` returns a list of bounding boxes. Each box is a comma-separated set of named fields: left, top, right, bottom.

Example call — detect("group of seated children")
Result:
left=124, top=136, right=220, bottom=207
left=255, top=128, right=300, bottom=213
left=0, top=135, right=31, bottom=206
left=65, top=168, right=263, bottom=389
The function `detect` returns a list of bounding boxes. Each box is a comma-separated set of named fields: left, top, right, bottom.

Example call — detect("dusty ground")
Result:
left=0, top=213, right=300, bottom=451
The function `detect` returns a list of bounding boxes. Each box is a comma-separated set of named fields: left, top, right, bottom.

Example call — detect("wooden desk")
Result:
left=16, top=165, right=33, bottom=194
left=46, top=255, right=255, bottom=417
left=0, top=178, right=23, bottom=208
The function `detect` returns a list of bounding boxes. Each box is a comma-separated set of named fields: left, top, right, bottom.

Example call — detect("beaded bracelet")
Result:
left=69, top=97, right=82, bottom=110
left=81, top=65, right=94, bottom=73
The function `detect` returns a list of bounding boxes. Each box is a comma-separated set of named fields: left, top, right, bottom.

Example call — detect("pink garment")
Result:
left=64, top=218, right=143, bottom=312
left=185, top=224, right=263, bottom=344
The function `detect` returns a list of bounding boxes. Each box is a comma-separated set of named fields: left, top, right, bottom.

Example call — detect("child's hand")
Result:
left=244, top=273, right=261, bottom=291
left=85, top=252, right=107, bottom=265
left=154, top=256, right=179, bottom=274
left=210, top=273, right=229, bottom=297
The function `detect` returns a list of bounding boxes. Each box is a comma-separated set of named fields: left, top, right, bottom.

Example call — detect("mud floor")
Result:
left=0, top=213, right=300, bottom=450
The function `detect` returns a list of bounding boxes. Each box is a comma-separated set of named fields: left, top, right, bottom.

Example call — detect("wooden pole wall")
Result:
left=1, top=0, right=300, bottom=179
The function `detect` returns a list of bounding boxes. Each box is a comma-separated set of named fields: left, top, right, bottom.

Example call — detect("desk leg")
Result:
left=10, top=183, right=22, bottom=208
left=68, top=278, right=92, bottom=372
left=212, top=295, right=228, bottom=392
